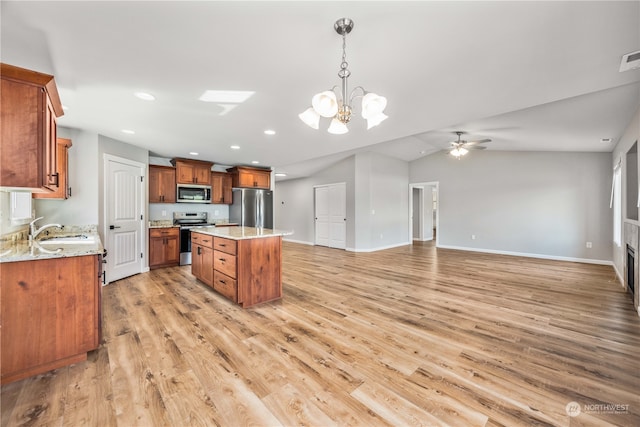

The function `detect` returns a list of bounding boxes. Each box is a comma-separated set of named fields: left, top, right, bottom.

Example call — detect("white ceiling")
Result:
left=2, top=1, right=639, bottom=180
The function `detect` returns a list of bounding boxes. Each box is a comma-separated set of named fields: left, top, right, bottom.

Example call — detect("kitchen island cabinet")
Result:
left=0, top=254, right=102, bottom=384
left=191, top=227, right=291, bottom=307
left=191, top=232, right=214, bottom=286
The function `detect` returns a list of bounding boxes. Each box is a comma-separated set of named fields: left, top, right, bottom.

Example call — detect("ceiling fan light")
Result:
left=312, top=91, right=339, bottom=117
left=366, top=112, right=388, bottom=129
left=327, top=118, right=349, bottom=134
left=361, top=93, right=387, bottom=119
left=298, top=107, right=320, bottom=129
left=458, top=147, right=469, bottom=156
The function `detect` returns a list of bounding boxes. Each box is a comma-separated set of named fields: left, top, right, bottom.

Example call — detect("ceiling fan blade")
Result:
left=467, top=138, right=491, bottom=144
left=468, top=145, right=487, bottom=150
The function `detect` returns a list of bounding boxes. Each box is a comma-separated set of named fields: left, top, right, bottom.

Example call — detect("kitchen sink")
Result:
left=38, top=235, right=97, bottom=245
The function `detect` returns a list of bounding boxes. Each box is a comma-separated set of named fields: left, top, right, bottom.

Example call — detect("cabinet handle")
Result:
left=68, top=187, right=72, bottom=197
left=101, top=271, right=106, bottom=285
left=219, top=257, right=226, bottom=262
left=219, top=279, right=226, bottom=284
left=197, top=247, right=201, bottom=255
left=50, top=173, right=59, bottom=186
left=219, top=243, right=226, bottom=247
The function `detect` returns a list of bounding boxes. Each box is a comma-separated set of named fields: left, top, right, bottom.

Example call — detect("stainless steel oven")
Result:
left=173, top=212, right=208, bottom=265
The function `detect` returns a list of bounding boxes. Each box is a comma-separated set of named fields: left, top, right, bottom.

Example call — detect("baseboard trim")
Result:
left=346, top=241, right=411, bottom=253
left=283, top=238, right=314, bottom=246
left=437, top=244, right=613, bottom=266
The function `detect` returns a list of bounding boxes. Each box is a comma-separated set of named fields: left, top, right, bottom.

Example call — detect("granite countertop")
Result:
left=192, top=226, right=293, bottom=241
left=0, top=226, right=105, bottom=263
left=148, top=220, right=237, bottom=228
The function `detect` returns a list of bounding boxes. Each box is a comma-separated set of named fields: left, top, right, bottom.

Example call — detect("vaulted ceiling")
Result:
left=2, top=1, right=639, bottom=180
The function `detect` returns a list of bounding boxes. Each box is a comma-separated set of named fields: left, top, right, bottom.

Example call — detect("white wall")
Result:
left=34, top=127, right=100, bottom=226
left=410, top=150, right=613, bottom=263
left=275, top=156, right=355, bottom=246
left=275, top=152, right=409, bottom=252
left=612, top=106, right=640, bottom=279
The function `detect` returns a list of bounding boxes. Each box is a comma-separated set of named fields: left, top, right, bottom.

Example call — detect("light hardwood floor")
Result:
left=2, top=241, right=639, bottom=426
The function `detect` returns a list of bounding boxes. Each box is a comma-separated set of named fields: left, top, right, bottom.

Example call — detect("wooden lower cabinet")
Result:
left=0, top=254, right=101, bottom=384
left=191, top=232, right=214, bottom=287
left=149, top=227, right=180, bottom=269
left=192, top=232, right=282, bottom=307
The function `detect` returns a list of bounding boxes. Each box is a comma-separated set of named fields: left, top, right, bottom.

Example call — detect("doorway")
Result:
left=103, top=155, right=146, bottom=283
left=314, top=183, right=346, bottom=249
left=409, top=182, right=438, bottom=246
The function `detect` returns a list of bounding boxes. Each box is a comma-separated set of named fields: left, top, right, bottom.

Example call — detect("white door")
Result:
left=328, top=183, right=346, bottom=249
left=105, top=156, right=145, bottom=283
left=315, top=186, right=330, bottom=247
left=315, top=183, right=346, bottom=249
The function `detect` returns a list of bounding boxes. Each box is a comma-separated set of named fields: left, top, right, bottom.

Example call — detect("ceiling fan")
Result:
left=447, top=131, right=491, bottom=158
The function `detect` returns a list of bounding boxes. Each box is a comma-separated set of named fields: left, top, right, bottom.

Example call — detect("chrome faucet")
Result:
left=29, top=217, right=63, bottom=242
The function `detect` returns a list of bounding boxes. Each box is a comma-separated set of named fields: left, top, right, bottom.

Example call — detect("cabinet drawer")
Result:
left=213, top=271, right=237, bottom=302
left=192, top=232, right=213, bottom=248
left=214, top=250, right=236, bottom=278
left=213, top=237, right=237, bottom=255
left=150, top=227, right=178, bottom=238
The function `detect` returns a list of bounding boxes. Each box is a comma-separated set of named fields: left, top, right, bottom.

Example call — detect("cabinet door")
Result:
left=165, top=236, right=180, bottom=264
left=211, top=173, right=223, bottom=203
left=191, top=243, right=202, bottom=278
left=149, top=237, right=166, bottom=267
left=43, top=93, right=59, bottom=192
left=1, top=255, right=98, bottom=382
left=176, top=162, right=196, bottom=184
left=222, top=174, right=233, bottom=203
left=160, top=168, right=176, bottom=203
left=200, top=245, right=214, bottom=286
left=149, top=166, right=176, bottom=203
left=253, top=171, right=270, bottom=189
left=237, top=172, right=256, bottom=188
left=194, top=164, right=211, bottom=185
left=33, top=138, right=72, bottom=200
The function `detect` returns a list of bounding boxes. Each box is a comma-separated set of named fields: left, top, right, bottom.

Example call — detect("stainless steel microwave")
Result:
left=176, top=184, right=212, bottom=203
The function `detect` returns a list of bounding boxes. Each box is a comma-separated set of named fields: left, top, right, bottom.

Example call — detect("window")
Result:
left=611, top=162, right=622, bottom=247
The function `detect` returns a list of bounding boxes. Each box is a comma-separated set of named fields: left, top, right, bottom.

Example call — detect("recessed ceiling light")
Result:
left=198, top=90, right=255, bottom=103
left=189, top=152, right=199, bottom=156
left=600, top=138, right=613, bottom=143
left=134, top=92, right=156, bottom=101
left=275, top=173, right=287, bottom=177
left=121, top=129, right=135, bottom=135
left=264, top=129, right=276, bottom=135
left=251, top=160, right=260, bottom=164
left=230, top=145, right=240, bottom=150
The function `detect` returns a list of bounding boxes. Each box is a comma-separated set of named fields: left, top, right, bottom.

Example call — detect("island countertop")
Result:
left=191, top=226, right=293, bottom=241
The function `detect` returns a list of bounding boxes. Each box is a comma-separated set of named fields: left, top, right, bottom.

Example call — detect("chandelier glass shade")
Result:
left=299, top=18, right=388, bottom=134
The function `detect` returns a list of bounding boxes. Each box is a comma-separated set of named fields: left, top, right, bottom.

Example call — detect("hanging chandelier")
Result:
left=299, top=18, right=388, bottom=134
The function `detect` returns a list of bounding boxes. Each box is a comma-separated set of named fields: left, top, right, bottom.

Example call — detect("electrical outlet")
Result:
left=586, top=242, right=592, bottom=248
left=471, top=234, right=476, bottom=240
left=161, top=210, right=166, bottom=217
left=214, top=210, right=219, bottom=216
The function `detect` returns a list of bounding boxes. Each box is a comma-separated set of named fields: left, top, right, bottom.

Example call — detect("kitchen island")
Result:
left=190, top=226, right=292, bottom=308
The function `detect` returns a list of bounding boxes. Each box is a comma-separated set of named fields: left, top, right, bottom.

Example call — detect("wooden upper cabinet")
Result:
left=171, top=158, right=213, bottom=185
left=149, top=165, right=176, bottom=203
left=211, top=171, right=233, bottom=204
left=0, top=63, right=64, bottom=192
left=227, top=166, right=271, bottom=189
left=33, top=138, right=72, bottom=200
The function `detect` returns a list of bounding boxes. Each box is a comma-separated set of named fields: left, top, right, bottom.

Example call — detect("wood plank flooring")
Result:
left=2, top=241, right=640, bottom=426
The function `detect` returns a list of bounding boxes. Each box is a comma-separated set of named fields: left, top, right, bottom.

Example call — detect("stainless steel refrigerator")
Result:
left=229, top=188, right=273, bottom=228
